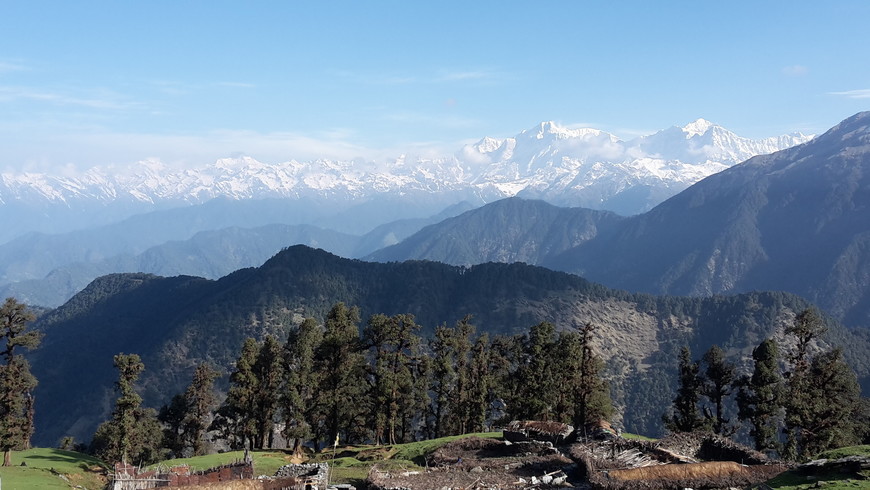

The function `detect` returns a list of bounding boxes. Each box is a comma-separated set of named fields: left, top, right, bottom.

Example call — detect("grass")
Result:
left=309, top=431, right=503, bottom=486
left=0, top=448, right=107, bottom=490
left=766, top=470, right=870, bottom=489
left=622, top=432, right=657, bottom=441
left=817, top=446, right=870, bottom=460
left=390, top=431, right=502, bottom=464
left=147, top=431, right=504, bottom=488
left=152, top=449, right=293, bottom=477
left=765, top=445, right=870, bottom=489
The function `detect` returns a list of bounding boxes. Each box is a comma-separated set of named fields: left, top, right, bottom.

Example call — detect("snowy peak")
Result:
left=682, top=118, right=716, bottom=137
left=473, top=136, right=505, bottom=154
left=520, top=121, right=611, bottom=141
left=0, top=116, right=820, bottom=234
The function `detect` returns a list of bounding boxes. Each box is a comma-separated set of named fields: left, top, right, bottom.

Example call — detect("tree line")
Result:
left=2, top=296, right=866, bottom=467
left=664, top=308, right=867, bottom=461
left=87, top=302, right=613, bottom=465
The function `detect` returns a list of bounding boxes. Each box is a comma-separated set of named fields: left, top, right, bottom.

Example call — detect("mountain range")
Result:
left=0, top=201, right=474, bottom=307
left=369, top=112, right=870, bottom=328
left=28, top=245, right=870, bottom=448
left=17, top=112, right=870, bottom=450
left=1, top=119, right=810, bottom=244
left=0, top=118, right=812, bottom=306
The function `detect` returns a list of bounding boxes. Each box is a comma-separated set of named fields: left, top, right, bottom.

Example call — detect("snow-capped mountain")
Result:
left=0, top=119, right=813, bottom=242
left=465, top=119, right=812, bottom=212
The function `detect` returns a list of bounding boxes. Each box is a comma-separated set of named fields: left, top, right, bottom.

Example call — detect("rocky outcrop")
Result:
left=503, top=420, right=574, bottom=444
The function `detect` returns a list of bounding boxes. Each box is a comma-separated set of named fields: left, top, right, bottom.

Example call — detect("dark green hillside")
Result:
left=28, top=246, right=870, bottom=447
left=367, top=197, right=624, bottom=266
left=552, top=112, right=870, bottom=327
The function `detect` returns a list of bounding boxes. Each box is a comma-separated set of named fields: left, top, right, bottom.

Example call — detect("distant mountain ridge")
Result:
left=0, top=119, right=811, bottom=242
left=367, top=112, right=870, bottom=328
left=29, top=245, right=870, bottom=448
left=366, top=198, right=625, bottom=266
left=0, top=202, right=476, bottom=307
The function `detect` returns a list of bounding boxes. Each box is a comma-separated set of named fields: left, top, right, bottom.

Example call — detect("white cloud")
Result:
left=781, top=65, right=809, bottom=77
left=829, top=89, right=870, bottom=99
left=0, top=85, right=135, bottom=110
left=0, top=61, right=28, bottom=74
left=0, top=126, right=429, bottom=173
left=381, top=111, right=481, bottom=131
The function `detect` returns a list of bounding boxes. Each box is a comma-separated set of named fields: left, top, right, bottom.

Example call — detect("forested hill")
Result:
left=366, top=197, right=625, bottom=265
left=29, top=245, right=870, bottom=447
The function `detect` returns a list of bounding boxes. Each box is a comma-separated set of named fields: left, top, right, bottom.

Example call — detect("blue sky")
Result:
left=1, top=1, right=868, bottom=171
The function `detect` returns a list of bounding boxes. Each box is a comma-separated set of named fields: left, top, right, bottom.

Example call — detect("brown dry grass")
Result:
left=169, top=477, right=301, bottom=490
left=608, top=461, right=748, bottom=481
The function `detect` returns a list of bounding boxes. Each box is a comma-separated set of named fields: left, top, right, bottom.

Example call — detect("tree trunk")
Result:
left=4, top=448, right=11, bottom=466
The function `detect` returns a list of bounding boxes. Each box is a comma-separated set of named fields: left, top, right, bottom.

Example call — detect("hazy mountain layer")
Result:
left=0, top=201, right=476, bottom=307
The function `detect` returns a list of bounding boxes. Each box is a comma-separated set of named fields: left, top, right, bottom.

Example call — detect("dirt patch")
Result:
left=602, top=461, right=788, bottom=489
left=657, top=431, right=771, bottom=465
left=370, top=437, right=576, bottom=489
left=567, top=433, right=788, bottom=490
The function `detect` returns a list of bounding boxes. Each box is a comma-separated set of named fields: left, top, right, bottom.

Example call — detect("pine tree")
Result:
left=786, top=308, right=826, bottom=369
left=572, top=323, right=613, bottom=428
left=253, top=335, right=283, bottom=448
left=429, top=324, right=455, bottom=438
left=702, top=345, right=736, bottom=435
left=488, top=334, right=519, bottom=425
left=364, top=313, right=423, bottom=444
left=664, top=346, right=708, bottom=433
left=411, top=352, right=433, bottom=440
left=0, top=298, right=41, bottom=466
left=783, top=308, right=825, bottom=460
left=223, top=338, right=260, bottom=449
left=281, top=317, right=322, bottom=452
left=782, top=308, right=862, bottom=460
left=314, top=303, right=367, bottom=445
left=526, top=322, right=559, bottom=420
left=451, top=316, right=474, bottom=434
left=183, top=363, right=219, bottom=456
left=800, top=348, right=860, bottom=458
left=158, top=394, right=187, bottom=456
left=467, top=333, right=492, bottom=432
left=552, top=331, right=579, bottom=424
left=736, top=338, right=784, bottom=453
left=91, top=354, right=164, bottom=465
left=393, top=315, right=425, bottom=443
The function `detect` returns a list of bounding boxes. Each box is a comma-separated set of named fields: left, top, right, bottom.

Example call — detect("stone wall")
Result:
left=112, top=459, right=254, bottom=489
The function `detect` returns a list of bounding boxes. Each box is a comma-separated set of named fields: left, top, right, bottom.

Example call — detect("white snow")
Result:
left=0, top=119, right=814, bottom=218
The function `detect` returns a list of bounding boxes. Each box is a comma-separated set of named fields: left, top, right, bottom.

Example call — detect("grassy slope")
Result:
left=767, top=445, right=870, bottom=489
left=154, top=450, right=290, bottom=478
left=0, top=448, right=107, bottom=490
left=622, top=432, right=657, bottom=441
left=153, top=432, right=503, bottom=487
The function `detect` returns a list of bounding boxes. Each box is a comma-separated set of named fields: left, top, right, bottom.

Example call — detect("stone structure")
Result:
left=503, top=420, right=575, bottom=444
left=274, top=462, right=330, bottom=489
left=111, top=459, right=254, bottom=489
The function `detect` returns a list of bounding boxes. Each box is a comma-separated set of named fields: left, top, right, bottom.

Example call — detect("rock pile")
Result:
left=275, top=462, right=330, bottom=485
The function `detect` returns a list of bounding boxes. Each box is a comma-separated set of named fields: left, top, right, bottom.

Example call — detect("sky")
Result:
left=1, top=1, right=868, bottom=172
